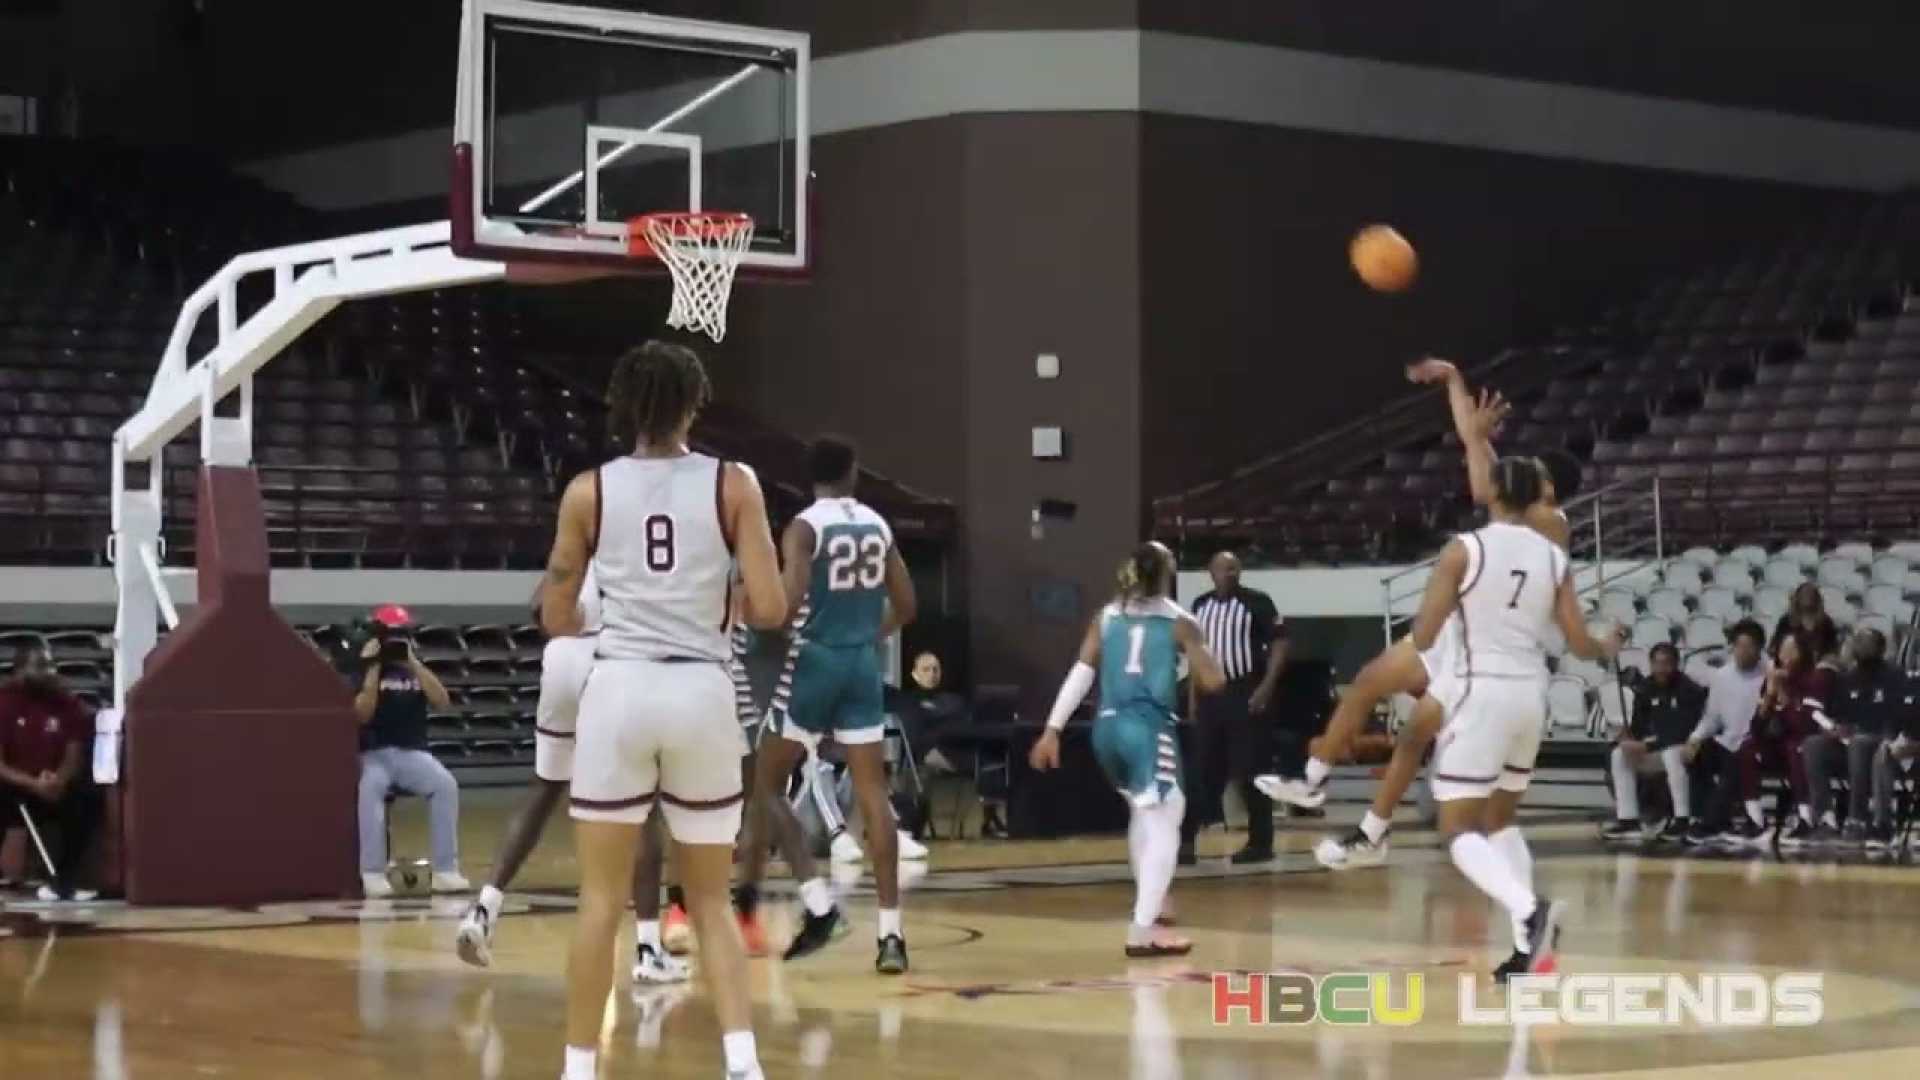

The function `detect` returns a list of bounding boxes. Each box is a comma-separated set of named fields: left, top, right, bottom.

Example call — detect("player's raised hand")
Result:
left=1467, top=388, right=1511, bottom=440
left=1028, top=730, right=1062, bottom=772
left=1405, top=357, right=1459, bottom=385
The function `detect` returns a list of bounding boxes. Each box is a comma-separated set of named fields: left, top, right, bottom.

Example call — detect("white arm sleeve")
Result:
left=1047, top=662, right=1096, bottom=732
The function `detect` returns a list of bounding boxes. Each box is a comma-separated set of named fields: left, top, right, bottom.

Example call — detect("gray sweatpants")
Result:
left=359, top=747, right=460, bottom=873
left=1610, top=743, right=1692, bottom=820
left=1802, top=733, right=1881, bottom=823
left=1872, top=741, right=1916, bottom=828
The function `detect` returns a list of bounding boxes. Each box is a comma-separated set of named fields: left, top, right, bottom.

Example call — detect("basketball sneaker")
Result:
left=783, top=906, right=847, bottom=962
left=361, top=872, right=395, bottom=900
left=738, top=909, right=769, bottom=958
left=1778, top=817, right=1814, bottom=848
left=455, top=903, right=495, bottom=968
left=1315, top=827, right=1389, bottom=870
left=34, top=886, right=99, bottom=903
left=829, top=830, right=864, bottom=864
left=1253, top=773, right=1326, bottom=811
left=1520, top=897, right=1565, bottom=974
left=897, top=830, right=929, bottom=861
left=1838, top=821, right=1867, bottom=848
left=633, top=941, right=691, bottom=985
left=1124, top=930, right=1192, bottom=958
left=662, top=903, right=693, bottom=955
left=875, top=933, right=910, bottom=975
left=1598, top=818, right=1642, bottom=841
left=1866, top=823, right=1896, bottom=850
left=1654, top=817, right=1691, bottom=844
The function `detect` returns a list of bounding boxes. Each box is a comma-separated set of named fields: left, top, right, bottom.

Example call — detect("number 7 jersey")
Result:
left=1454, top=520, right=1569, bottom=679
left=794, top=497, right=894, bottom=647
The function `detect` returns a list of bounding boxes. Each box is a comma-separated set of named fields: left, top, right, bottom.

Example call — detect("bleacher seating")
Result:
left=1157, top=195, right=1920, bottom=564
left=2, top=137, right=956, bottom=568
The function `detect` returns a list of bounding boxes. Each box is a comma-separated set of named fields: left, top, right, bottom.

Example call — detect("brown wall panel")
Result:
left=1138, top=115, right=1861, bottom=498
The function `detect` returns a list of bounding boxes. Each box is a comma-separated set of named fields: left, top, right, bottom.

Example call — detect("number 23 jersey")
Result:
left=794, top=497, right=894, bottom=647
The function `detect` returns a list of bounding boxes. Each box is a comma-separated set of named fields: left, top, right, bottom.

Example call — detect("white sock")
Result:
left=1821, top=809, right=1838, bottom=829
left=1797, top=804, right=1813, bottom=825
left=721, top=1030, right=759, bottom=1074
left=1127, top=803, right=1148, bottom=879
left=1448, top=833, right=1536, bottom=946
left=877, top=908, right=902, bottom=940
left=1489, top=826, right=1533, bottom=888
left=1744, top=799, right=1765, bottom=827
left=1304, top=758, right=1332, bottom=787
left=477, top=884, right=504, bottom=919
left=1359, top=811, right=1391, bottom=844
left=562, top=1045, right=596, bottom=1080
left=798, top=877, right=833, bottom=918
left=1488, top=827, right=1533, bottom=949
left=636, top=918, right=661, bottom=950
left=1132, top=792, right=1184, bottom=929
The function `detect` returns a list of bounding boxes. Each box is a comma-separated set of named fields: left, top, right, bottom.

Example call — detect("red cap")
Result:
left=372, top=604, right=414, bottom=630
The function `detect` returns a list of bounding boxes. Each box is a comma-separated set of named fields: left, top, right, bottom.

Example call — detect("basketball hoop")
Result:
left=630, top=211, right=755, bottom=343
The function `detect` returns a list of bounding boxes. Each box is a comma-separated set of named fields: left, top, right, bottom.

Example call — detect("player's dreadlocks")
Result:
left=606, top=339, right=711, bottom=448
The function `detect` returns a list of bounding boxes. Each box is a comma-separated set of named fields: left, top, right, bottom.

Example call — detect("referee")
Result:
left=1180, top=551, right=1287, bottom=864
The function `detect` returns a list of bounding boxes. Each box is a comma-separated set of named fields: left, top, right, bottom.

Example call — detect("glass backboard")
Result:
left=451, top=0, right=810, bottom=276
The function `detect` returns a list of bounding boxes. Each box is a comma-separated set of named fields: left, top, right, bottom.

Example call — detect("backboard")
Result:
left=451, top=0, right=810, bottom=276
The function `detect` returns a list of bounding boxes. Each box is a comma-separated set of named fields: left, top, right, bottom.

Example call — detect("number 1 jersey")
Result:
left=795, top=497, right=894, bottom=647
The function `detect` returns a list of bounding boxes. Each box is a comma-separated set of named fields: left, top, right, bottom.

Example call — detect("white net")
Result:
left=635, top=212, right=756, bottom=343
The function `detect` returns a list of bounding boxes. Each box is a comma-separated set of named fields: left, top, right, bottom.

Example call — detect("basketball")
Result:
left=1350, top=223, right=1418, bottom=292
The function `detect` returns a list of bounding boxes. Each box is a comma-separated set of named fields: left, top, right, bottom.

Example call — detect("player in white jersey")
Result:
left=453, top=573, right=689, bottom=984
left=543, top=341, right=787, bottom=1080
left=1258, top=359, right=1578, bottom=871
left=1409, top=458, right=1618, bottom=979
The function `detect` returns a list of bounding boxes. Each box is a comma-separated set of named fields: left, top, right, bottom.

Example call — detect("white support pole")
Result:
left=138, top=543, right=181, bottom=631
left=113, top=220, right=506, bottom=711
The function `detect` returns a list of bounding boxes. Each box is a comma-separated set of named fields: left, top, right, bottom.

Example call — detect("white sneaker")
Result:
left=1314, top=829, right=1389, bottom=871
left=1253, top=774, right=1326, bottom=810
left=633, top=942, right=692, bottom=984
left=432, top=870, right=473, bottom=894
left=830, top=831, right=865, bottom=864
left=896, top=830, right=929, bottom=860
left=362, top=872, right=395, bottom=899
left=455, top=903, right=494, bottom=968
left=34, top=886, right=100, bottom=902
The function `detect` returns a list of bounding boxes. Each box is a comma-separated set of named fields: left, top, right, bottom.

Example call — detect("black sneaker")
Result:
left=1229, top=846, right=1275, bottom=865
left=1866, top=823, right=1896, bottom=850
left=1599, top=818, right=1642, bottom=840
left=1654, top=817, right=1691, bottom=844
left=1778, top=817, right=1814, bottom=848
left=1685, top=820, right=1719, bottom=845
left=1721, top=817, right=1771, bottom=847
left=732, top=883, right=761, bottom=918
left=1839, top=821, right=1867, bottom=848
left=1176, top=844, right=1197, bottom=867
left=1807, top=822, right=1841, bottom=847
left=875, top=933, right=909, bottom=975
left=1492, top=949, right=1531, bottom=985
left=1520, top=898, right=1565, bottom=974
left=782, top=906, right=846, bottom=962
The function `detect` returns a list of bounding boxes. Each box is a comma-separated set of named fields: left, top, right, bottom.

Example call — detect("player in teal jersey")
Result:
left=742, top=437, right=917, bottom=974
left=1031, top=541, right=1225, bottom=957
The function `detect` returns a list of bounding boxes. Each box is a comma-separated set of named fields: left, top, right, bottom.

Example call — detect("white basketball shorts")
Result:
left=535, top=635, right=597, bottom=783
left=569, top=657, right=749, bottom=844
left=1429, top=675, right=1547, bottom=802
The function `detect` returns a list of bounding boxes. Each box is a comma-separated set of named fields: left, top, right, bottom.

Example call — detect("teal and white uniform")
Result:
left=768, top=497, right=894, bottom=748
left=1092, top=597, right=1190, bottom=808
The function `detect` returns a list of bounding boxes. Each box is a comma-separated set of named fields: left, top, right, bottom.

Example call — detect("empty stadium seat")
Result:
left=1684, top=615, right=1728, bottom=651
left=1546, top=676, right=1590, bottom=735
left=1646, top=589, right=1691, bottom=623
left=1697, top=587, right=1743, bottom=621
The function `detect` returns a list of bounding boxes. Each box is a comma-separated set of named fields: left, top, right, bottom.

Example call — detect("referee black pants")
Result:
left=1180, top=678, right=1273, bottom=852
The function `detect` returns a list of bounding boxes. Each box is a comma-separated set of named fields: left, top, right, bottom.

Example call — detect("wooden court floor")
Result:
left=6, top=792, right=1920, bottom=1078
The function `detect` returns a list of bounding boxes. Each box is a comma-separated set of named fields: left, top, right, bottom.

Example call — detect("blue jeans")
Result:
left=358, top=747, right=460, bottom=873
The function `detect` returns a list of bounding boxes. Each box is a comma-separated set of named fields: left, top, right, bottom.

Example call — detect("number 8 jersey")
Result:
left=594, top=453, right=736, bottom=663
left=793, top=497, right=893, bottom=646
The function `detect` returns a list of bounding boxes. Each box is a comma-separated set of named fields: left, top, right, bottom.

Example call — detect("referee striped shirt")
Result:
left=1190, top=586, right=1283, bottom=682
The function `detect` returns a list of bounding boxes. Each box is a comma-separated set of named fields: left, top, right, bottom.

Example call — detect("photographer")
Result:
left=353, top=604, right=467, bottom=897
left=0, top=645, right=100, bottom=900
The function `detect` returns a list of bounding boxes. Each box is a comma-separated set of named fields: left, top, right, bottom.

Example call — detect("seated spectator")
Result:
left=900, top=651, right=1008, bottom=838
left=1803, top=628, right=1903, bottom=845
left=353, top=605, right=468, bottom=898
left=0, top=645, right=101, bottom=900
left=1770, top=583, right=1840, bottom=666
left=1867, top=692, right=1920, bottom=848
left=1741, top=629, right=1833, bottom=846
left=1603, top=643, right=1705, bottom=841
left=1686, top=619, right=1771, bottom=843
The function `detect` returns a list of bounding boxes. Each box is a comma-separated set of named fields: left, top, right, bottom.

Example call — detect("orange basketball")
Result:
left=1350, top=224, right=1418, bottom=293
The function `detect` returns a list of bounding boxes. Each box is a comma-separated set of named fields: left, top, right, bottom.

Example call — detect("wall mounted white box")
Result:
left=1032, top=426, right=1064, bottom=459
left=1036, top=353, right=1060, bottom=379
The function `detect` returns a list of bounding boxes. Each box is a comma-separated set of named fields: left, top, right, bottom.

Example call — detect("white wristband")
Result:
left=1047, top=662, right=1096, bottom=732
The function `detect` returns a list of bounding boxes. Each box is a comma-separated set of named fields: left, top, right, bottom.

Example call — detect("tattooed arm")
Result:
left=540, top=470, right=597, bottom=638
